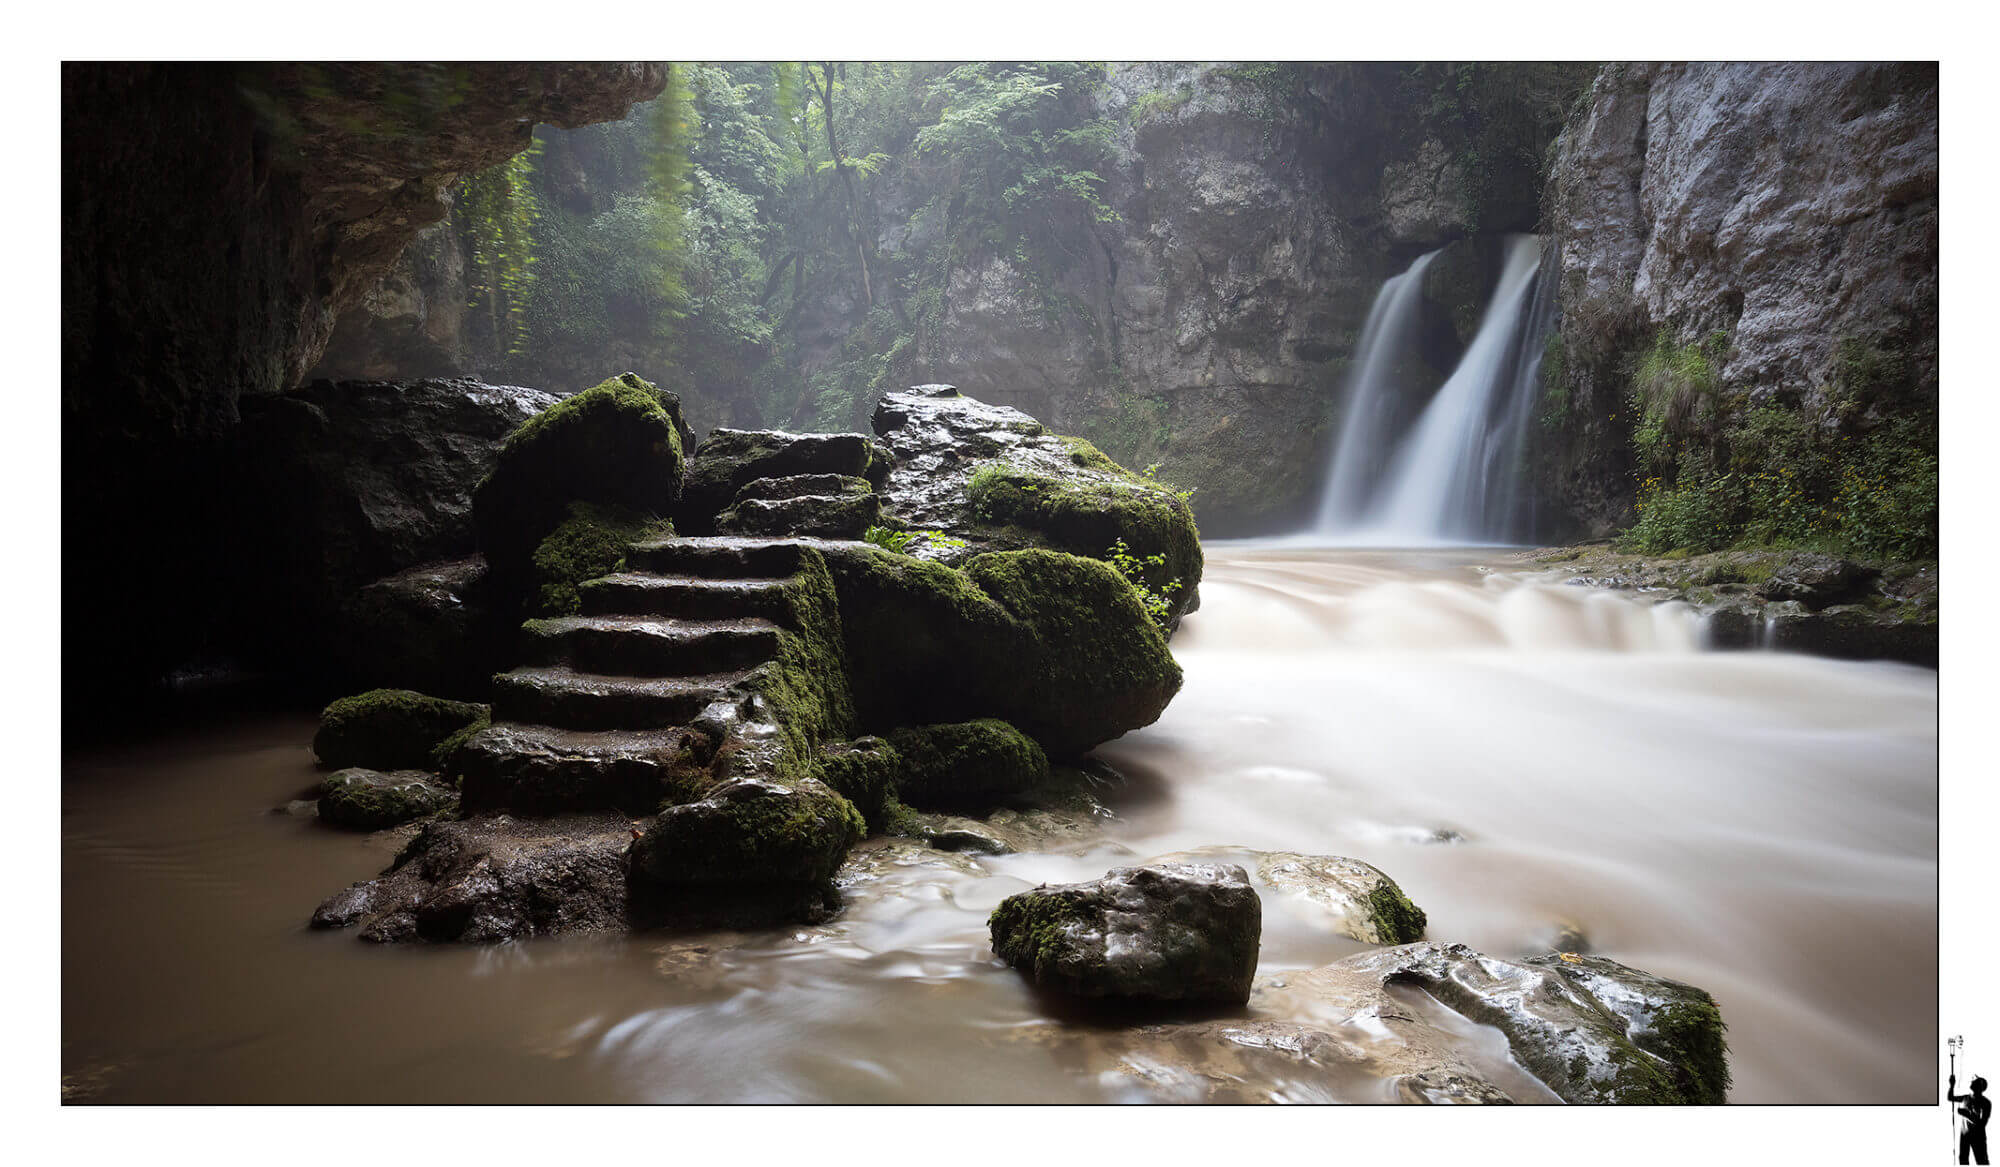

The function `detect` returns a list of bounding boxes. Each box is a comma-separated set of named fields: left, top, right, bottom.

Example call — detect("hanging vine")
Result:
left=458, top=137, right=543, bottom=356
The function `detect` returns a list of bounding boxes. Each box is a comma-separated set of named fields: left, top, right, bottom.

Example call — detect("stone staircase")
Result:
left=455, top=535, right=857, bottom=816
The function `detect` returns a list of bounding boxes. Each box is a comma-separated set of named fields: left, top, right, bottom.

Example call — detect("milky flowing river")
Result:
left=62, top=543, right=1937, bottom=1103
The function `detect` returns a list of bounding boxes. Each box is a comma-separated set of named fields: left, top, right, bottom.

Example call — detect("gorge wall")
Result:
left=1533, top=62, right=1938, bottom=542
left=316, top=63, right=1593, bottom=534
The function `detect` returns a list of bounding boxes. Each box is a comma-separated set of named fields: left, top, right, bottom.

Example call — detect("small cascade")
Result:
left=1313, top=249, right=1440, bottom=529
left=1314, top=235, right=1553, bottom=544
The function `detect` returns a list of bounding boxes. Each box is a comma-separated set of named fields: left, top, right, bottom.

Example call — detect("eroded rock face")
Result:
left=1536, top=63, right=1938, bottom=537
left=235, top=378, right=557, bottom=664
left=333, top=557, right=495, bottom=698
left=65, top=63, right=667, bottom=708
left=311, top=812, right=636, bottom=942
left=989, top=862, right=1262, bottom=1003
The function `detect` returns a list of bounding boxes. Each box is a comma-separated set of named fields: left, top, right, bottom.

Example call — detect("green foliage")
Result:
left=1128, top=87, right=1192, bottom=123
left=458, top=139, right=543, bottom=355
left=863, top=526, right=967, bottom=555
left=1105, top=538, right=1180, bottom=631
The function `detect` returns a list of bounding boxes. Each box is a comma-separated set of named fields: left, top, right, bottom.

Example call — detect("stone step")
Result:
left=454, top=722, right=699, bottom=815
left=624, top=536, right=868, bottom=579
left=579, top=572, right=791, bottom=621
left=521, top=614, right=781, bottom=676
left=491, top=665, right=751, bottom=730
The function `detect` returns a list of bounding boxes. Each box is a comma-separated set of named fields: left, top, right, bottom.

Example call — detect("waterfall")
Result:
left=1313, top=249, right=1440, bottom=529
left=1314, top=235, right=1552, bottom=544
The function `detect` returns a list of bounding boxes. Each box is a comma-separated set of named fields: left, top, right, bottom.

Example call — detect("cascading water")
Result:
left=1313, top=249, right=1440, bottom=529
left=1314, top=235, right=1553, bottom=544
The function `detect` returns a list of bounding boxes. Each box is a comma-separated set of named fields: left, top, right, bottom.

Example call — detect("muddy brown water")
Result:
left=62, top=545, right=1937, bottom=1103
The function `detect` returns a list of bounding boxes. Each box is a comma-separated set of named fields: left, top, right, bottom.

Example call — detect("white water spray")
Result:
left=1315, top=236, right=1552, bottom=544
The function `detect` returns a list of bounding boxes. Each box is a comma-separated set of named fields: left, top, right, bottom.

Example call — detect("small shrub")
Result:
left=1106, top=538, right=1180, bottom=630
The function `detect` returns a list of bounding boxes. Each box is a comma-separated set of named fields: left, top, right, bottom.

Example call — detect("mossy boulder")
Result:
left=678, top=429, right=889, bottom=533
left=989, top=863, right=1263, bottom=1004
left=529, top=501, right=674, bottom=616
left=312, top=688, right=490, bottom=771
left=816, top=737, right=903, bottom=831
left=822, top=545, right=1182, bottom=758
left=887, top=719, right=1049, bottom=811
left=629, top=777, right=865, bottom=889
left=869, top=386, right=1203, bottom=626
left=966, top=463, right=1200, bottom=623
left=1253, top=851, right=1428, bottom=945
left=472, top=372, right=687, bottom=584
left=317, top=768, right=457, bottom=830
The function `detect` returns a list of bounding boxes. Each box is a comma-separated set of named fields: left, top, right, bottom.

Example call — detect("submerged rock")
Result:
left=312, top=688, right=490, bottom=771
left=989, top=862, right=1262, bottom=1004
left=317, top=768, right=456, bottom=830
left=1253, top=851, right=1427, bottom=945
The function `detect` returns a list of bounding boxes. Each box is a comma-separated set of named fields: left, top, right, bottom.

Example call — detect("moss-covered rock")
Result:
left=472, top=372, right=687, bottom=584
left=887, top=719, right=1050, bottom=811
left=629, top=776, right=865, bottom=888
left=317, top=768, right=457, bottom=829
left=529, top=501, right=674, bottom=616
left=966, top=464, right=1200, bottom=622
left=870, top=387, right=1204, bottom=626
left=817, top=737, right=903, bottom=831
left=821, top=544, right=1182, bottom=758
left=312, top=688, right=490, bottom=771
left=1248, top=851, right=1428, bottom=945
left=989, top=863, right=1263, bottom=1004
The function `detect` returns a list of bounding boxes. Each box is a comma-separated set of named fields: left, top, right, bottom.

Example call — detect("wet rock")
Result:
left=628, top=778, right=864, bottom=921
left=715, top=492, right=881, bottom=539
left=816, top=737, right=902, bottom=832
left=1043, top=941, right=1728, bottom=1103
left=332, top=555, right=497, bottom=698
left=888, top=719, right=1050, bottom=811
left=1768, top=602, right=1938, bottom=667
left=1345, top=942, right=1731, bottom=1104
left=310, top=812, right=636, bottom=942
left=678, top=429, right=889, bottom=533
left=733, top=474, right=875, bottom=503
left=1252, top=852, right=1428, bottom=945
left=989, top=862, right=1262, bottom=1004
left=312, top=688, right=490, bottom=771
left=927, top=827, right=1013, bottom=855
left=1754, top=553, right=1870, bottom=608
left=317, top=768, right=456, bottom=830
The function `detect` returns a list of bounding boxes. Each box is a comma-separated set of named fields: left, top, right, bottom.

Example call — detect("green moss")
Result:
left=318, top=768, right=456, bottom=830
left=1365, top=881, right=1429, bottom=945
left=964, top=458, right=1202, bottom=620
left=530, top=501, right=674, bottom=616
left=739, top=548, right=859, bottom=782
left=430, top=711, right=491, bottom=780
left=820, top=544, right=1182, bottom=759
left=989, top=887, right=1101, bottom=974
left=473, top=372, right=688, bottom=586
left=817, top=736, right=903, bottom=831
left=313, top=688, right=489, bottom=771
left=887, top=719, right=1049, bottom=811
left=1640, top=997, right=1732, bottom=1105
left=876, top=797, right=932, bottom=840
left=635, top=780, right=864, bottom=886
